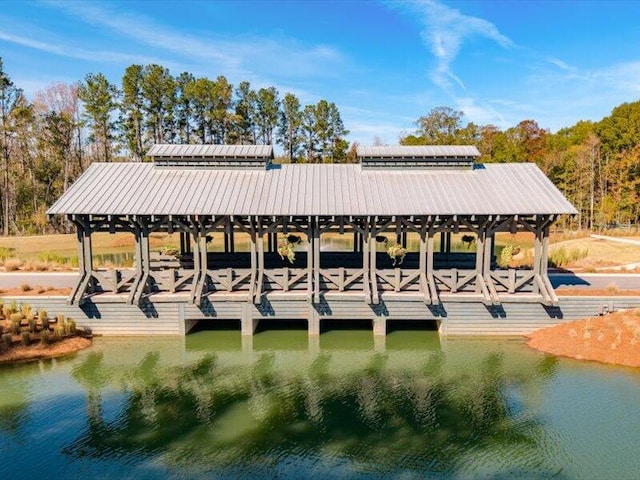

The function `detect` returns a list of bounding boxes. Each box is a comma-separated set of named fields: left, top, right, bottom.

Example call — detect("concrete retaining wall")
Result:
left=2, top=295, right=639, bottom=337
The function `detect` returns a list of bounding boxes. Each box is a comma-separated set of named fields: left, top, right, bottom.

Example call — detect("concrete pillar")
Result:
left=308, top=316, right=321, bottom=336
left=373, top=317, right=386, bottom=336
left=374, top=334, right=386, bottom=352
left=240, top=304, right=258, bottom=335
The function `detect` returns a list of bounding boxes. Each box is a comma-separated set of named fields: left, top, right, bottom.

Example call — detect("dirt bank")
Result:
left=528, top=309, right=640, bottom=368
left=0, top=336, right=92, bottom=364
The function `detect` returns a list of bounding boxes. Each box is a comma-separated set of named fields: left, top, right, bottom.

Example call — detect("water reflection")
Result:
left=2, top=332, right=640, bottom=479
left=58, top=336, right=567, bottom=478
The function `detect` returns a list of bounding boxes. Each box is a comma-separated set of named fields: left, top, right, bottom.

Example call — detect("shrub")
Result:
left=0, top=246, right=16, bottom=261
left=40, top=328, right=50, bottom=346
left=53, top=325, right=65, bottom=341
left=56, top=313, right=65, bottom=324
left=2, top=333, right=12, bottom=348
left=23, top=261, right=50, bottom=272
left=66, top=318, right=77, bottom=336
left=3, top=258, right=23, bottom=271
left=0, top=302, right=3, bottom=318
left=10, top=321, right=20, bottom=335
left=41, top=316, right=50, bottom=331
left=549, top=246, right=589, bottom=268
left=9, top=312, right=23, bottom=323
left=38, top=309, right=47, bottom=321
left=21, top=331, right=30, bottom=346
left=28, top=317, right=37, bottom=333
left=35, top=285, right=46, bottom=294
left=21, top=304, right=32, bottom=316
left=0, top=324, right=2, bottom=335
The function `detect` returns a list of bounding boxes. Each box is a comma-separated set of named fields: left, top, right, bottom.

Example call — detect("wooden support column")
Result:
left=418, top=221, right=431, bottom=304
left=483, top=225, right=500, bottom=304
left=362, top=218, right=371, bottom=304
left=312, top=218, right=320, bottom=303
left=426, top=224, right=439, bottom=304
left=69, top=217, right=94, bottom=305
left=255, top=217, right=265, bottom=304
left=370, top=218, right=379, bottom=304
left=307, top=218, right=314, bottom=301
left=474, top=224, right=492, bottom=305
left=248, top=217, right=257, bottom=302
left=129, top=220, right=151, bottom=305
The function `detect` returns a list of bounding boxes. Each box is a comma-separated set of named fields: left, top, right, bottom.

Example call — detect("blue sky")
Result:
left=2, top=0, right=640, bottom=145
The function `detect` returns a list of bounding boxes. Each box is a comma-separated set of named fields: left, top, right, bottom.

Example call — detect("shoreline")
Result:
left=527, top=309, right=640, bottom=368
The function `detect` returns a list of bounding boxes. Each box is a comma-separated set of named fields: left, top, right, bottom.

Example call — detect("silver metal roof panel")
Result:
left=48, top=162, right=577, bottom=217
left=357, top=145, right=480, bottom=158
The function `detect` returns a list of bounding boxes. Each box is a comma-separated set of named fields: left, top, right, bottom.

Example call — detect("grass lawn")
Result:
left=1, top=229, right=637, bottom=270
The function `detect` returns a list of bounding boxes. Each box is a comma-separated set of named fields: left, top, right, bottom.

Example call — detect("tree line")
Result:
left=1, top=56, right=639, bottom=235
left=0, top=59, right=349, bottom=235
left=401, top=105, right=640, bottom=229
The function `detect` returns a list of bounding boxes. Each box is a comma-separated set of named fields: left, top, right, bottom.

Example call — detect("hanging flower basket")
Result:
left=387, top=243, right=406, bottom=266
left=278, top=236, right=303, bottom=265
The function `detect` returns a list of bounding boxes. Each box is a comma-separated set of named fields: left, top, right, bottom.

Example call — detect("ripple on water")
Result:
left=1, top=332, right=640, bottom=479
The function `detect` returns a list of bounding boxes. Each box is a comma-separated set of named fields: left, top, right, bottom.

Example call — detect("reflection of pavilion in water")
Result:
left=56, top=338, right=562, bottom=478
left=46, top=144, right=577, bottom=337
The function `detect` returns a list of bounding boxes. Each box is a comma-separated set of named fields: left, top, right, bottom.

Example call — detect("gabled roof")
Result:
left=47, top=161, right=577, bottom=217
left=148, top=144, right=273, bottom=159
left=357, top=145, right=480, bottom=158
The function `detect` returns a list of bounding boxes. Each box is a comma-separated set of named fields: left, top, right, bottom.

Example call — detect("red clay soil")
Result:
left=555, top=288, right=640, bottom=296
left=527, top=309, right=640, bottom=368
left=0, top=336, right=92, bottom=364
left=0, top=287, right=71, bottom=296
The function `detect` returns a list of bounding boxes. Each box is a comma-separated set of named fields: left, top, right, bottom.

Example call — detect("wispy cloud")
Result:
left=44, top=1, right=348, bottom=83
left=0, top=29, right=180, bottom=68
left=400, top=0, right=513, bottom=91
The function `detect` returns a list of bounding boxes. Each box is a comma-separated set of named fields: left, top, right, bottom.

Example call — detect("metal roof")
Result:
left=48, top=162, right=577, bottom=217
left=357, top=145, right=480, bottom=158
left=148, top=144, right=273, bottom=159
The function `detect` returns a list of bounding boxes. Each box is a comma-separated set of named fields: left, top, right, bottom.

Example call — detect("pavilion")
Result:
left=47, top=144, right=576, bottom=317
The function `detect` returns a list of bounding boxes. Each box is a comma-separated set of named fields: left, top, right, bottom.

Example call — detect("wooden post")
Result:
left=255, top=217, right=265, bottom=303
left=69, top=218, right=94, bottom=305
left=370, top=218, right=379, bottom=304
left=475, top=227, right=484, bottom=293
left=532, top=222, right=542, bottom=295
left=313, top=218, right=320, bottom=303
left=307, top=219, right=313, bottom=300
left=362, top=218, right=371, bottom=304
left=248, top=217, right=257, bottom=302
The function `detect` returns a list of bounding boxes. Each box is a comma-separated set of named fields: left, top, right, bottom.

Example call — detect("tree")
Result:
left=401, top=106, right=464, bottom=145
left=301, top=104, right=318, bottom=163
left=255, top=87, right=279, bottom=145
left=233, top=81, right=257, bottom=144
left=175, top=72, right=195, bottom=144
left=277, top=93, right=303, bottom=162
left=120, top=65, right=145, bottom=160
left=210, top=75, right=233, bottom=144
left=185, top=77, right=216, bottom=144
left=141, top=64, right=176, bottom=145
left=78, top=72, right=118, bottom=163
left=0, top=58, right=22, bottom=235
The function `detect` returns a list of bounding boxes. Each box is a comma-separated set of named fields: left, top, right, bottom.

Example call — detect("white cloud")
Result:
left=400, top=0, right=513, bottom=91
left=44, top=1, right=348, bottom=83
left=0, top=29, right=180, bottom=68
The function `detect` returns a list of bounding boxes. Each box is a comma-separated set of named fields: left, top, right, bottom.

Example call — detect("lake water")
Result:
left=1, top=327, right=639, bottom=479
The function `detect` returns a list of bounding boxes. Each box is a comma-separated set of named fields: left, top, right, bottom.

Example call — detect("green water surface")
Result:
left=1, top=327, right=639, bottom=479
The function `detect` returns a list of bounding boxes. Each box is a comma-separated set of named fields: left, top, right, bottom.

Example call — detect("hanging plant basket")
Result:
left=278, top=236, right=303, bottom=265
left=387, top=243, right=406, bottom=266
